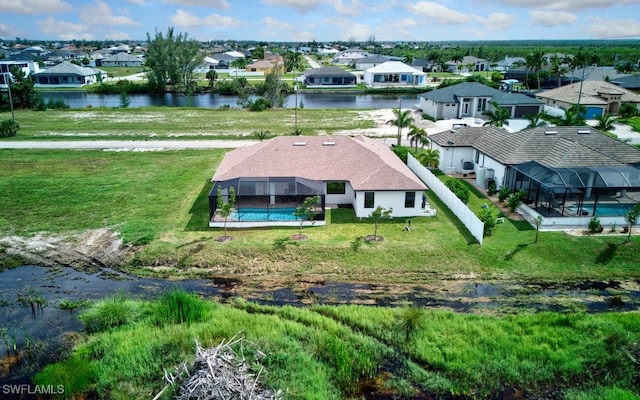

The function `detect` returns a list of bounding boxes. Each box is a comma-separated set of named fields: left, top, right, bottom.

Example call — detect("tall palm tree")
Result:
left=407, top=125, right=428, bottom=151
left=482, top=101, right=511, bottom=127
left=549, top=55, right=568, bottom=87
left=450, top=53, right=464, bottom=73
left=525, top=49, right=545, bottom=89
left=387, top=108, right=415, bottom=147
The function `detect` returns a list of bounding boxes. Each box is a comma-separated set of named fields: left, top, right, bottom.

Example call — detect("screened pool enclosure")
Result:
left=504, top=161, right=640, bottom=218
left=209, top=177, right=326, bottom=226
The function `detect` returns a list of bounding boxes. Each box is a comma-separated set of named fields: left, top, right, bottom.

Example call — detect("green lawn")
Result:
left=0, top=149, right=638, bottom=284
left=34, top=292, right=640, bottom=399
left=1, top=108, right=377, bottom=140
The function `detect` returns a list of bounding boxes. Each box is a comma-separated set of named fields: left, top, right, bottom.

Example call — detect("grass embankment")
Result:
left=1, top=108, right=377, bottom=140
left=34, top=290, right=640, bottom=399
left=0, top=149, right=638, bottom=284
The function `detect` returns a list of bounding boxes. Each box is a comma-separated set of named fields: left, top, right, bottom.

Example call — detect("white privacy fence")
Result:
left=408, top=154, right=485, bottom=244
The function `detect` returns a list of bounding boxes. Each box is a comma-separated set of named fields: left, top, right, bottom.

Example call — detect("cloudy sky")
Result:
left=1, top=0, right=640, bottom=43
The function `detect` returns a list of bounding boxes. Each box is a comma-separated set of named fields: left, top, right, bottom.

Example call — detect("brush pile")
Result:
left=162, top=333, right=282, bottom=400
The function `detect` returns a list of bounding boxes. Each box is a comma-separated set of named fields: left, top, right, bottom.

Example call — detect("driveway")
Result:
left=0, top=140, right=258, bottom=150
left=610, top=122, right=640, bottom=145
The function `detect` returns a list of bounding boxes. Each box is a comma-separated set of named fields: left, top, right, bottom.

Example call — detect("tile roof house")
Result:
left=96, top=53, right=142, bottom=67
left=535, top=80, right=640, bottom=118
left=610, top=74, right=640, bottom=91
left=354, top=55, right=391, bottom=71
left=33, top=62, right=107, bottom=87
left=445, top=56, right=490, bottom=73
left=418, top=82, right=543, bottom=120
left=362, top=61, right=427, bottom=87
left=209, top=135, right=429, bottom=226
left=429, top=125, right=640, bottom=224
left=302, top=66, right=357, bottom=88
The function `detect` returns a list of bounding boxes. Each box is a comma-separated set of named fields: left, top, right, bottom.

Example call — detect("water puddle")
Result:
left=1, top=265, right=639, bottom=388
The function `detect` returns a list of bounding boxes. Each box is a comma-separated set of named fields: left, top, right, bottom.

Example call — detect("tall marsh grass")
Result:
left=79, top=293, right=141, bottom=333
left=151, top=288, right=212, bottom=326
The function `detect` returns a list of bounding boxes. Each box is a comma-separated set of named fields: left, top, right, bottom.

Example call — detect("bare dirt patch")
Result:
left=0, top=228, right=134, bottom=270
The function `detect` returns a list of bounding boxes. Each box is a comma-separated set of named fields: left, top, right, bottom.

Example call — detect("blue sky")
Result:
left=1, top=0, right=640, bottom=42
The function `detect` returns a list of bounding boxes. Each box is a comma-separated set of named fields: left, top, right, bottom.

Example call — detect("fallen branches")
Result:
left=161, top=333, right=281, bottom=400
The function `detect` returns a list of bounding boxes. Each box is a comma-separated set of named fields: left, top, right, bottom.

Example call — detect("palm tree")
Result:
left=482, top=101, right=510, bottom=127
left=205, top=69, right=218, bottom=87
left=230, top=58, right=247, bottom=78
left=450, top=53, right=463, bottom=73
left=417, top=148, right=440, bottom=168
left=407, top=124, right=428, bottom=151
left=387, top=108, right=415, bottom=147
left=569, top=51, right=587, bottom=84
left=549, top=55, right=568, bottom=87
left=525, top=49, right=545, bottom=89
left=558, top=104, right=586, bottom=126
left=595, top=113, right=615, bottom=131
left=523, top=112, right=549, bottom=129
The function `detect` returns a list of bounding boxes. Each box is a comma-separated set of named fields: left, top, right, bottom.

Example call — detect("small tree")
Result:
left=534, top=215, right=543, bottom=243
left=387, top=108, right=415, bottom=147
left=0, top=119, right=19, bottom=137
left=292, top=196, right=320, bottom=239
left=417, top=148, right=440, bottom=168
left=498, top=186, right=511, bottom=203
left=479, top=207, right=496, bottom=236
left=624, top=204, right=640, bottom=243
left=396, top=306, right=424, bottom=344
left=216, top=186, right=236, bottom=240
left=506, top=189, right=526, bottom=213
left=119, top=91, right=131, bottom=108
left=369, top=206, right=393, bottom=241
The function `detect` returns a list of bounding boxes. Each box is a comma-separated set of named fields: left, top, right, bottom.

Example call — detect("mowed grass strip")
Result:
left=0, top=149, right=638, bottom=282
left=3, top=108, right=377, bottom=140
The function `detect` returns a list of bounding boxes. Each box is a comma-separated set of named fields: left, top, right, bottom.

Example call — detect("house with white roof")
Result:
left=209, top=135, right=429, bottom=227
left=0, top=60, right=41, bottom=88
left=362, top=61, right=427, bottom=88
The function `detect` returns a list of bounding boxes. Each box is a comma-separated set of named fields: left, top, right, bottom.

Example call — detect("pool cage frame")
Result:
left=209, top=177, right=326, bottom=223
left=504, top=161, right=640, bottom=217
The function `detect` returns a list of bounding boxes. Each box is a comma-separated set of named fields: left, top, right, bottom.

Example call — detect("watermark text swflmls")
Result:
left=2, top=384, right=65, bottom=395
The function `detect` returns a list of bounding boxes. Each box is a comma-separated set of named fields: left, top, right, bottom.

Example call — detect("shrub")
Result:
left=479, top=207, right=497, bottom=236
left=391, top=145, right=410, bottom=164
left=79, top=294, right=140, bottom=333
left=246, top=97, right=273, bottom=111
left=486, top=181, right=497, bottom=196
left=498, top=186, right=511, bottom=202
left=619, top=103, right=638, bottom=119
left=421, top=113, right=436, bottom=122
left=588, top=216, right=603, bottom=233
left=47, top=98, right=70, bottom=110
left=506, top=189, right=526, bottom=213
left=0, top=119, right=19, bottom=138
left=445, top=178, right=471, bottom=204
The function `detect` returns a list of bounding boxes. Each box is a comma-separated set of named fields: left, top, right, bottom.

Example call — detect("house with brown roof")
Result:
left=535, top=80, right=640, bottom=118
left=429, top=125, right=640, bottom=225
left=209, top=135, right=428, bottom=227
left=246, top=55, right=284, bottom=73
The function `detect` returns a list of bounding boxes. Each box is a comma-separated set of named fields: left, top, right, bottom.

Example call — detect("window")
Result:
left=364, top=192, right=375, bottom=208
left=477, top=98, right=487, bottom=111
left=327, top=181, right=346, bottom=195
left=405, top=192, right=416, bottom=208
left=475, top=150, right=480, bottom=163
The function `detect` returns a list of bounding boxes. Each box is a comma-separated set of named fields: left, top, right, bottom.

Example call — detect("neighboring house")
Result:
left=429, top=125, right=640, bottom=223
left=418, top=82, right=543, bottom=119
left=210, top=53, right=241, bottom=69
left=609, top=74, right=640, bottom=91
left=495, top=56, right=526, bottom=73
left=318, top=47, right=340, bottom=57
left=535, top=80, right=640, bottom=118
left=246, top=55, right=284, bottom=73
left=333, top=50, right=370, bottom=65
left=302, top=66, right=357, bottom=88
left=96, top=53, right=142, bottom=67
left=209, top=135, right=429, bottom=227
left=354, top=55, right=390, bottom=70
left=0, top=60, right=41, bottom=88
left=564, top=66, right=629, bottom=83
left=46, top=49, right=86, bottom=64
left=410, top=58, right=440, bottom=73
left=446, top=56, right=490, bottom=73
left=362, top=61, right=427, bottom=87
left=33, top=62, right=107, bottom=87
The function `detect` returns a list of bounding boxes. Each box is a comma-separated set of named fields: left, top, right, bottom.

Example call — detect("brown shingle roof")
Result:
left=535, top=80, right=640, bottom=105
left=212, top=135, right=427, bottom=191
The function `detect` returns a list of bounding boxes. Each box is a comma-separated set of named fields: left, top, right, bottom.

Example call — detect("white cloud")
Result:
left=466, top=28, right=487, bottom=39
left=162, top=0, right=230, bottom=8
left=331, top=0, right=363, bottom=16
left=170, top=9, right=242, bottom=28
left=342, top=21, right=374, bottom=41
left=496, top=0, right=640, bottom=11
left=530, top=10, right=577, bottom=27
left=0, top=0, right=72, bottom=14
left=584, top=16, right=640, bottom=38
left=263, top=16, right=295, bottom=32
left=410, top=1, right=472, bottom=25
left=36, top=17, right=93, bottom=40
left=80, top=1, right=142, bottom=26
left=106, top=31, right=133, bottom=40
left=0, top=23, right=17, bottom=38
left=260, top=0, right=362, bottom=15
left=475, top=12, right=517, bottom=30
left=260, top=0, right=318, bottom=12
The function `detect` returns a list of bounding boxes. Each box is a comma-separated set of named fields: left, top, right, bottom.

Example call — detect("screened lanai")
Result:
left=209, top=177, right=325, bottom=223
left=504, top=161, right=640, bottom=217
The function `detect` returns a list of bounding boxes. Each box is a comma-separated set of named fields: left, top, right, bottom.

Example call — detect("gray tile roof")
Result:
left=419, top=82, right=502, bottom=102
left=610, top=74, right=640, bottom=90
left=213, top=135, right=427, bottom=191
left=356, top=55, right=391, bottom=63
left=35, top=62, right=98, bottom=77
left=302, top=66, right=356, bottom=78
left=492, top=91, right=542, bottom=106
left=102, top=53, right=140, bottom=62
left=430, top=126, right=640, bottom=168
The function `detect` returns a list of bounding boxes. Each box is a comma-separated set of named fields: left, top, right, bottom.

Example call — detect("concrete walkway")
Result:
left=610, top=122, right=640, bottom=145
left=0, top=140, right=258, bottom=150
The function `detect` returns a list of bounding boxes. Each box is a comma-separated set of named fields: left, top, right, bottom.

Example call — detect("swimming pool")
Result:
left=581, top=203, right=638, bottom=217
left=231, top=207, right=299, bottom=221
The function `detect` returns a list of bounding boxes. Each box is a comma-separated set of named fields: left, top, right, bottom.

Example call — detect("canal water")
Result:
left=40, top=91, right=420, bottom=109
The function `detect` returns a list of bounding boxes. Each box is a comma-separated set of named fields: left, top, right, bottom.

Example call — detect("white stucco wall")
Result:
left=353, top=190, right=425, bottom=218
left=324, top=181, right=354, bottom=204
left=438, top=146, right=474, bottom=174
left=473, top=150, right=507, bottom=188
